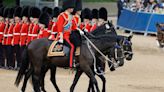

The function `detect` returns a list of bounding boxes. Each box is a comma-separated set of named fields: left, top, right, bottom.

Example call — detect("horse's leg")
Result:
left=70, top=69, right=83, bottom=92
left=97, top=75, right=106, bottom=92
left=82, top=66, right=100, bottom=92
left=21, top=68, right=33, bottom=92
left=32, top=62, right=42, bottom=92
left=87, top=79, right=96, bottom=92
left=49, top=65, right=60, bottom=92
left=40, top=65, right=49, bottom=92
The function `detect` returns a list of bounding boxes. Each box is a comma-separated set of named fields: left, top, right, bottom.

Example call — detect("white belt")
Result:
left=0, top=32, right=3, bottom=34
left=4, top=34, right=7, bottom=37
left=21, top=33, right=27, bottom=36
left=28, top=34, right=37, bottom=36
left=13, top=33, right=20, bottom=35
left=51, top=32, right=57, bottom=34
left=8, top=34, right=13, bottom=37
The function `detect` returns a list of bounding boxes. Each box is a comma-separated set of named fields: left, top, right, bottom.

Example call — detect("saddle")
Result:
left=47, top=40, right=80, bottom=57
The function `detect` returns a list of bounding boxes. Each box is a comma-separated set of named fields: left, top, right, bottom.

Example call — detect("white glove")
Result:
left=59, top=38, right=63, bottom=43
left=77, top=28, right=84, bottom=35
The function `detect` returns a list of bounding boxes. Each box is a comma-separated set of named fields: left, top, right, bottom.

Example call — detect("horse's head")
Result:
left=106, top=43, right=124, bottom=70
left=104, top=21, right=117, bottom=35
left=122, top=35, right=133, bottom=61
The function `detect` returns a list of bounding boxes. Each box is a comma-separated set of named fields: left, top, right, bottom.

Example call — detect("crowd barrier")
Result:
left=117, top=9, right=164, bottom=35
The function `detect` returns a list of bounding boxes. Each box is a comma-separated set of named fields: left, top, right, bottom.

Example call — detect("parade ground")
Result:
left=0, top=29, right=164, bottom=92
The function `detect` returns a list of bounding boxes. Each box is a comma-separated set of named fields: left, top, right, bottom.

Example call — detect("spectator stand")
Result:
left=117, top=8, right=164, bottom=36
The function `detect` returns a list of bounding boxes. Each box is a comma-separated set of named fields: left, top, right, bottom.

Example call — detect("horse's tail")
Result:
left=14, top=46, right=29, bottom=87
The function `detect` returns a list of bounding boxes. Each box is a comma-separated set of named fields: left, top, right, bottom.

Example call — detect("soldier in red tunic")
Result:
left=27, top=7, right=34, bottom=44
left=38, top=12, right=50, bottom=39
left=5, top=7, right=15, bottom=69
left=80, top=8, right=92, bottom=32
left=90, top=9, right=99, bottom=32
left=13, top=6, right=22, bottom=69
left=30, top=7, right=41, bottom=41
left=0, top=7, right=5, bottom=68
left=56, top=0, right=77, bottom=68
left=20, top=6, right=29, bottom=48
left=98, top=7, right=108, bottom=26
left=49, top=7, right=61, bottom=40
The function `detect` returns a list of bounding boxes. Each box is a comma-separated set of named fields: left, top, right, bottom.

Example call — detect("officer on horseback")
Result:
left=56, top=0, right=84, bottom=68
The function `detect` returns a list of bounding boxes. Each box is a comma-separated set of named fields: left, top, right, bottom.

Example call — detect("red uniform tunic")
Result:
left=3, top=22, right=9, bottom=45
left=12, top=23, right=21, bottom=45
left=48, top=20, right=53, bottom=30
left=79, top=22, right=91, bottom=32
left=90, top=23, right=97, bottom=32
left=27, top=23, right=34, bottom=44
left=31, top=24, right=40, bottom=40
left=6, top=24, right=14, bottom=45
left=0, top=22, right=5, bottom=43
left=38, top=28, right=51, bottom=39
left=84, top=23, right=92, bottom=32
left=20, top=23, right=29, bottom=46
left=49, top=21, right=58, bottom=40
left=72, top=15, right=81, bottom=30
left=56, top=12, right=74, bottom=68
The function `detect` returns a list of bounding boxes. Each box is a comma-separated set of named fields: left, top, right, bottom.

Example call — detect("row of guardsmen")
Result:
left=0, top=0, right=108, bottom=70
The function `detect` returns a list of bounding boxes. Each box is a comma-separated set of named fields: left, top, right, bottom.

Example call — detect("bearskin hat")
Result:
left=0, top=7, right=5, bottom=17
left=62, top=0, right=76, bottom=11
left=28, top=6, right=33, bottom=17
left=31, top=7, right=41, bottom=18
left=14, top=6, right=22, bottom=18
left=53, top=7, right=61, bottom=18
left=73, top=0, right=82, bottom=13
left=99, top=7, right=108, bottom=21
left=42, top=6, right=48, bottom=12
left=82, top=8, right=92, bottom=20
left=45, top=7, right=53, bottom=17
left=92, top=9, right=99, bottom=19
left=21, top=6, right=29, bottom=17
left=39, top=12, right=50, bottom=28
left=3, top=7, right=9, bottom=18
left=8, top=7, right=14, bottom=18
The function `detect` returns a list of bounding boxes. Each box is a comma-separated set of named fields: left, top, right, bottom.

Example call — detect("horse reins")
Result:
left=84, top=35, right=113, bottom=75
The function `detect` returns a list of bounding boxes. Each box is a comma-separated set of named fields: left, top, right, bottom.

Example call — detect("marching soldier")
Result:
left=13, top=6, right=22, bottom=69
left=98, top=7, right=108, bottom=26
left=80, top=8, right=92, bottom=32
left=49, top=7, right=61, bottom=40
left=56, top=0, right=76, bottom=68
left=20, top=6, right=29, bottom=49
left=27, top=6, right=34, bottom=44
left=90, top=9, right=99, bottom=32
left=3, top=7, right=10, bottom=69
left=0, top=7, right=5, bottom=68
left=38, top=12, right=50, bottom=39
left=5, top=7, right=15, bottom=69
left=30, top=7, right=41, bottom=41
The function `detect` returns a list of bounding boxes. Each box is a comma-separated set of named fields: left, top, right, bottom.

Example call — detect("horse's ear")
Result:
left=128, top=34, right=133, bottom=41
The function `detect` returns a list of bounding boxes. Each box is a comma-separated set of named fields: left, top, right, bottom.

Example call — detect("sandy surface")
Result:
left=0, top=30, right=164, bottom=92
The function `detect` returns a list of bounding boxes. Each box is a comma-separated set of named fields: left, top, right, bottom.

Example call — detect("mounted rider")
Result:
left=56, top=0, right=76, bottom=68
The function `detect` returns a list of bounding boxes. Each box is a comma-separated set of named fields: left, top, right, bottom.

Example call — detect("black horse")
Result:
left=15, top=28, right=119, bottom=92
left=15, top=22, right=133, bottom=92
